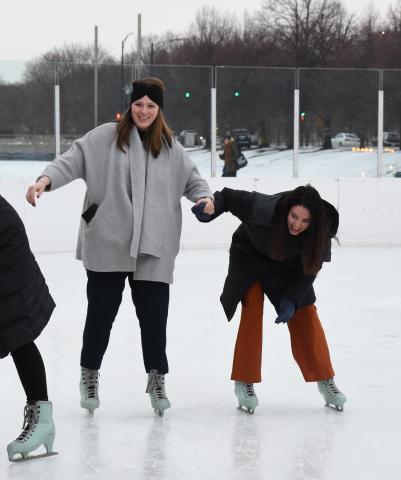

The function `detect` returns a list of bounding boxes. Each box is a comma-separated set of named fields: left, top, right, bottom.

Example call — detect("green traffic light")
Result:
left=234, top=91, right=240, bottom=97
left=184, top=91, right=191, bottom=98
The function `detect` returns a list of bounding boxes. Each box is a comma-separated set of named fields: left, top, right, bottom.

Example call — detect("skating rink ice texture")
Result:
left=1, top=246, right=400, bottom=479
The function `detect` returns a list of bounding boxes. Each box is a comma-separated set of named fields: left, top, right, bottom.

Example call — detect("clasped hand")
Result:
left=191, top=198, right=214, bottom=221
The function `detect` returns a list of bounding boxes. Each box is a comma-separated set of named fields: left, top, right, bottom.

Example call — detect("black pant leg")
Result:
left=80, top=270, right=127, bottom=370
left=11, top=341, right=48, bottom=402
left=128, top=278, right=170, bottom=374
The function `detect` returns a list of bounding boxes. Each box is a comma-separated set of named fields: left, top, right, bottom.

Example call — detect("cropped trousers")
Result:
left=231, top=282, right=335, bottom=383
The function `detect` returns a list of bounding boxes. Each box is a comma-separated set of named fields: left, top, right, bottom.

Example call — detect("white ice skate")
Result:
left=235, top=381, right=259, bottom=414
left=146, top=369, right=171, bottom=417
left=317, top=378, right=347, bottom=411
left=7, top=401, right=57, bottom=462
left=80, top=367, right=100, bottom=413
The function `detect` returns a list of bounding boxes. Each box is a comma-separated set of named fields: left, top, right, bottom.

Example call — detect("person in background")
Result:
left=220, top=135, right=240, bottom=177
left=26, top=77, right=214, bottom=417
left=0, top=194, right=56, bottom=461
left=192, top=185, right=347, bottom=414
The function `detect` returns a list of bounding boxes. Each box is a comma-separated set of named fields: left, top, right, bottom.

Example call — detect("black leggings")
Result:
left=81, top=271, right=170, bottom=373
left=10, top=342, right=48, bottom=402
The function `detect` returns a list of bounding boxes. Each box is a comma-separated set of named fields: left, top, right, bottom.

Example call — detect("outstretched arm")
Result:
left=26, top=176, right=51, bottom=207
left=192, top=187, right=254, bottom=223
left=25, top=139, right=86, bottom=207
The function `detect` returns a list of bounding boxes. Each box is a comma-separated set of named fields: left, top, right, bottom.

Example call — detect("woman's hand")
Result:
left=26, top=176, right=51, bottom=207
left=196, top=197, right=214, bottom=215
left=191, top=197, right=214, bottom=222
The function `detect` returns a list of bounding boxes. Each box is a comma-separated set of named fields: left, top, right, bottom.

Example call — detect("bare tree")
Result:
left=185, top=6, right=240, bottom=64
left=353, top=6, right=386, bottom=67
left=255, top=0, right=354, bottom=66
left=388, top=0, right=401, bottom=32
left=24, top=44, right=114, bottom=83
left=20, top=45, right=118, bottom=135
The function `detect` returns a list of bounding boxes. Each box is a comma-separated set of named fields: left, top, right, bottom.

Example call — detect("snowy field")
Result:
left=1, top=145, right=401, bottom=180
left=191, top=146, right=399, bottom=179
left=0, top=246, right=400, bottom=480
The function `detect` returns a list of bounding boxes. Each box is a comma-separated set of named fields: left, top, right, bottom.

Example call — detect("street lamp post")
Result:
left=121, top=32, right=134, bottom=112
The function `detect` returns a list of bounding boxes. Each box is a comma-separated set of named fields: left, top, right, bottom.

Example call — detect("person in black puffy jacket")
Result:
left=0, top=194, right=56, bottom=461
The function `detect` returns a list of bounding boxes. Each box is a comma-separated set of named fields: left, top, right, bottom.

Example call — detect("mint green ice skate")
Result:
left=7, top=401, right=56, bottom=462
left=146, top=369, right=171, bottom=417
left=317, top=378, right=347, bottom=411
left=80, top=367, right=100, bottom=413
left=235, top=381, right=259, bottom=414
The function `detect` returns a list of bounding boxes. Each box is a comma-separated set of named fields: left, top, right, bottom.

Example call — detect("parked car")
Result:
left=331, top=133, right=360, bottom=148
left=232, top=129, right=252, bottom=149
left=250, top=133, right=259, bottom=147
left=177, top=130, right=204, bottom=147
left=372, top=132, right=400, bottom=148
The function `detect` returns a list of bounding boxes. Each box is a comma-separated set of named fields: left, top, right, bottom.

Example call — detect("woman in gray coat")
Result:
left=26, top=77, right=213, bottom=417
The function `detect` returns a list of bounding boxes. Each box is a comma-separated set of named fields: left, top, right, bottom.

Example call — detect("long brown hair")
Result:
left=115, top=77, right=173, bottom=157
left=269, top=185, right=330, bottom=275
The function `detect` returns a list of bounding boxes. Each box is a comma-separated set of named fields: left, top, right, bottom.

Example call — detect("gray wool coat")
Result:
left=40, top=123, right=213, bottom=283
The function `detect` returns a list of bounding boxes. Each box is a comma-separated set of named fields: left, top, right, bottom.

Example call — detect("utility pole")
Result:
left=120, top=32, right=134, bottom=112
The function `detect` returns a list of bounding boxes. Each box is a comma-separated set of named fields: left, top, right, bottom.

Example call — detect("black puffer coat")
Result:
left=0, top=195, right=55, bottom=358
left=209, top=188, right=339, bottom=321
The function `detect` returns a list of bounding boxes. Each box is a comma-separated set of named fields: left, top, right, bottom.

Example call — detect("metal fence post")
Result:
left=293, top=68, right=300, bottom=178
left=211, top=67, right=217, bottom=177
left=377, top=69, right=384, bottom=177
left=54, top=63, right=60, bottom=157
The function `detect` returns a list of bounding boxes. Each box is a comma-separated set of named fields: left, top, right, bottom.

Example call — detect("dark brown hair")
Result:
left=269, top=185, right=330, bottom=275
left=115, top=77, right=173, bottom=157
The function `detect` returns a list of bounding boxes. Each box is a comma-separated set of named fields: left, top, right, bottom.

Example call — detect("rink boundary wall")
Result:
left=1, top=177, right=400, bottom=253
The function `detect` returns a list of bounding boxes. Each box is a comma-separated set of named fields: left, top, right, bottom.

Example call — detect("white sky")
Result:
left=0, top=0, right=397, bottom=62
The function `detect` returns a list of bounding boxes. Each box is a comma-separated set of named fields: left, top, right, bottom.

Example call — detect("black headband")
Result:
left=130, top=83, right=164, bottom=109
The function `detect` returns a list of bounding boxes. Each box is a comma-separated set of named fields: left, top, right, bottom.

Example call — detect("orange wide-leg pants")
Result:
left=231, top=282, right=335, bottom=383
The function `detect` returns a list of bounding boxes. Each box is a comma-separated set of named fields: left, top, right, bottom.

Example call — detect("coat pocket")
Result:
left=81, top=204, right=98, bottom=225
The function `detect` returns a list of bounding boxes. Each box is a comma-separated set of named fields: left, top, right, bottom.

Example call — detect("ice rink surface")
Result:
left=1, top=246, right=400, bottom=479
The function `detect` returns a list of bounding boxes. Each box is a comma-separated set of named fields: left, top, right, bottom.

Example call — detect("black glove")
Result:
left=275, top=299, right=295, bottom=324
left=191, top=201, right=212, bottom=222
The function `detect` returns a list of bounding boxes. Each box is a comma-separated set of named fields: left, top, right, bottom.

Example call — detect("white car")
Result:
left=331, top=133, right=360, bottom=148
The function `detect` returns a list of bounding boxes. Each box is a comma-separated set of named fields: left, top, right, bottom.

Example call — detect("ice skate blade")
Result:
left=324, top=402, right=344, bottom=412
left=154, top=409, right=165, bottom=417
left=237, top=405, right=255, bottom=415
left=9, top=451, right=58, bottom=463
left=80, top=402, right=98, bottom=414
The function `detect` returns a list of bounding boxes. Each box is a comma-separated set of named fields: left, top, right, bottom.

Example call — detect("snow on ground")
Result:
left=0, top=246, right=400, bottom=479
left=1, top=146, right=401, bottom=181
left=188, top=146, right=401, bottom=178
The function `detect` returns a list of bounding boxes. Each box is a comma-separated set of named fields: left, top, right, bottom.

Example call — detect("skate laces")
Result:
left=146, top=370, right=166, bottom=399
left=17, top=405, right=38, bottom=442
left=242, top=383, right=256, bottom=398
left=82, top=368, right=99, bottom=399
left=322, top=378, right=341, bottom=396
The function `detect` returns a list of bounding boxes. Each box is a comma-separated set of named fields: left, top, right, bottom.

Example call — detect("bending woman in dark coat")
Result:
left=0, top=195, right=56, bottom=461
left=192, top=185, right=347, bottom=413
